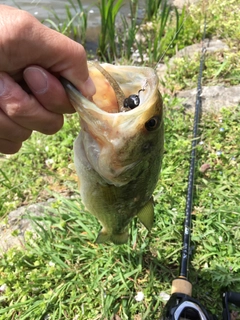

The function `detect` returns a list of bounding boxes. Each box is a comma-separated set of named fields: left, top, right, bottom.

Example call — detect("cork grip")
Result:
left=171, top=278, right=192, bottom=296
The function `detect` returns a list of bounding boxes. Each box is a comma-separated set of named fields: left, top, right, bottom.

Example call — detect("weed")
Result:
left=145, top=0, right=164, bottom=21
left=97, top=0, right=124, bottom=61
left=117, top=0, right=139, bottom=60
left=131, top=2, right=187, bottom=66
left=43, top=0, right=88, bottom=44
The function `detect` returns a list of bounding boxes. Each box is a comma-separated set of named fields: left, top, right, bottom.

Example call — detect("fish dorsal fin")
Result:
left=137, top=198, right=154, bottom=231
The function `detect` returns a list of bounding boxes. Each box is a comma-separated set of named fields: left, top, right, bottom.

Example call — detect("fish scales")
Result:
left=62, top=63, right=164, bottom=244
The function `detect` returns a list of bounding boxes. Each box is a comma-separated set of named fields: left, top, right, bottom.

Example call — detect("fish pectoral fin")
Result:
left=96, top=228, right=129, bottom=245
left=137, top=198, right=154, bottom=231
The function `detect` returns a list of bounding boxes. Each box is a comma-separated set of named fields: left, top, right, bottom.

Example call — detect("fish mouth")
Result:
left=62, top=63, right=160, bottom=133
left=62, top=63, right=162, bottom=185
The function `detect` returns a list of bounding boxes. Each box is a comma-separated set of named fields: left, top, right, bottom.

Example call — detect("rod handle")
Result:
left=171, top=278, right=192, bottom=296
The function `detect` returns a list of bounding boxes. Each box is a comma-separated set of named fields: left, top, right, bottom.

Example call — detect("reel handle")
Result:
left=225, top=291, right=240, bottom=308
left=223, top=291, right=240, bottom=320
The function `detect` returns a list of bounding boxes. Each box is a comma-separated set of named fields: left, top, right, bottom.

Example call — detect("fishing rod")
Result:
left=160, top=17, right=240, bottom=320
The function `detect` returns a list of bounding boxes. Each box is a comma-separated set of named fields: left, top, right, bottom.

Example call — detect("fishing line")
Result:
left=154, top=16, right=186, bottom=69
left=126, top=6, right=189, bottom=108
left=152, top=0, right=207, bottom=69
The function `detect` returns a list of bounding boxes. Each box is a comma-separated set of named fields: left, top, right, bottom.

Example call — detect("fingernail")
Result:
left=24, top=67, right=48, bottom=94
left=83, top=77, right=96, bottom=97
left=0, top=77, right=5, bottom=96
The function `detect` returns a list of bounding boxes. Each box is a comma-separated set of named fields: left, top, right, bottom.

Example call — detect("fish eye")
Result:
left=145, top=116, right=160, bottom=131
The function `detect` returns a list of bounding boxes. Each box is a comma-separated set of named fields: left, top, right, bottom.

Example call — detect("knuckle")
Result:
left=71, top=41, right=86, bottom=61
left=14, top=11, right=36, bottom=35
left=1, top=11, right=36, bottom=59
left=5, top=97, right=28, bottom=119
left=0, top=80, right=29, bottom=119
left=78, top=45, right=87, bottom=61
left=5, top=101, right=22, bottom=118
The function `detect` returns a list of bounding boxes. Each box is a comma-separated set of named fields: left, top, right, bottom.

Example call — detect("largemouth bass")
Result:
left=62, top=63, right=164, bottom=244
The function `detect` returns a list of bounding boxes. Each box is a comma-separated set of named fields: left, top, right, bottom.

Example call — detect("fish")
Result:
left=61, top=62, right=164, bottom=244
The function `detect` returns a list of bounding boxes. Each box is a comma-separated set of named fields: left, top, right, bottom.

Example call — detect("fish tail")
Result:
left=96, top=228, right=129, bottom=245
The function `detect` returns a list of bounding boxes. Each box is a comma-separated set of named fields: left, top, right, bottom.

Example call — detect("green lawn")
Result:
left=1, top=102, right=239, bottom=319
left=0, top=0, right=240, bottom=319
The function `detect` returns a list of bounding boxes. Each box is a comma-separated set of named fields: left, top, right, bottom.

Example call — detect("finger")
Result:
left=37, top=33, right=96, bottom=97
left=23, top=66, right=75, bottom=114
left=0, top=139, right=22, bottom=154
left=1, top=7, right=96, bottom=97
left=0, top=109, right=32, bottom=142
left=0, top=72, right=63, bottom=134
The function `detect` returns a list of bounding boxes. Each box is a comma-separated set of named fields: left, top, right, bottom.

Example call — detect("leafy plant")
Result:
left=132, top=2, right=186, bottom=66
left=117, top=0, right=139, bottom=60
left=145, top=0, right=165, bottom=21
left=97, top=0, right=124, bottom=61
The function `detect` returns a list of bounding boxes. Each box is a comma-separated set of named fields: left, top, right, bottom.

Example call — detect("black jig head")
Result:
left=123, top=88, right=145, bottom=110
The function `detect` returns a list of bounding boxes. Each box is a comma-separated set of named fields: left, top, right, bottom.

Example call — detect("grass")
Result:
left=0, top=103, right=240, bottom=319
left=144, top=0, right=164, bottom=21
left=1, top=0, right=240, bottom=319
left=117, top=0, right=139, bottom=60
left=0, top=114, right=79, bottom=217
left=97, top=0, right=124, bottom=61
left=161, top=0, right=240, bottom=92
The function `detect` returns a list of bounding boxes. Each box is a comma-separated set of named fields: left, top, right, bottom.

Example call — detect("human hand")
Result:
left=0, top=5, right=96, bottom=154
